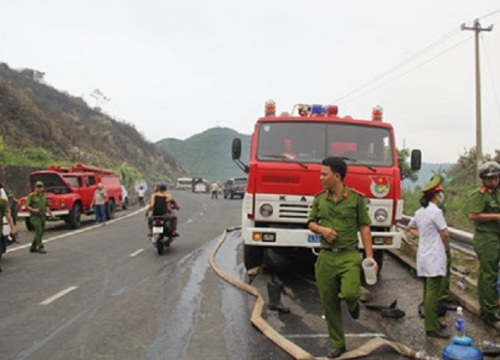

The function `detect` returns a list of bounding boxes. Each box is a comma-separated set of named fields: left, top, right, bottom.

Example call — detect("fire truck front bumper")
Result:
left=242, top=227, right=401, bottom=249
left=18, top=210, right=70, bottom=218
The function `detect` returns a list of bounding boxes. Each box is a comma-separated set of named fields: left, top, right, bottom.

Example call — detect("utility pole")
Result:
left=461, top=19, right=493, bottom=166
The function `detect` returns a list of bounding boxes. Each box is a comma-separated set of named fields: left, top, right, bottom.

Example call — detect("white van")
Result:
left=176, top=178, right=193, bottom=191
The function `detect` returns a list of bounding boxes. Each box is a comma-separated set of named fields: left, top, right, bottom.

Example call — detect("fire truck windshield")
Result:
left=257, top=122, right=394, bottom=167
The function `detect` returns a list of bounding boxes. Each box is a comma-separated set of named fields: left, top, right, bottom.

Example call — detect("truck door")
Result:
left=81, top=175, right=97, bottom=212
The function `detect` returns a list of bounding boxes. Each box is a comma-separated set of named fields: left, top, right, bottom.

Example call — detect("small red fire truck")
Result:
left=232, top=101, right=421, bottom=270
left=18, top=163, right=124, bottom=229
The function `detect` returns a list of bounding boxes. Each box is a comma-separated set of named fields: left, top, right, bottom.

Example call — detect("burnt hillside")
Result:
left=0, top=62, right=187, bottom=182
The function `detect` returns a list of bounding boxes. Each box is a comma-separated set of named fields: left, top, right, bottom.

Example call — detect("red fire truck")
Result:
left=232, top=101, right=421, bottom=270
left=18, top=163, right=124, bottom=229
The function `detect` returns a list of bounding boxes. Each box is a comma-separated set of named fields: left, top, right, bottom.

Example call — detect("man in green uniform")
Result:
left=26, top=181, right=54, bottom=254
left=308, top=156, right=375, bottom=358
left=468, top=161, right=500, bottom=324
left=0, top=194, right=17, bottom=272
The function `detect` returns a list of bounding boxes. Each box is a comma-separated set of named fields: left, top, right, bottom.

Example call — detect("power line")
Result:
left=333, top=29, right=461, bottom=104
left=338, top=36, right=472, bottom=105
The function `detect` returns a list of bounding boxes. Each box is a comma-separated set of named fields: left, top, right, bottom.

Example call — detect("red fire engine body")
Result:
left=18, top=163, right=124, bottom=229
left=232, top=101, right=420, bottom=270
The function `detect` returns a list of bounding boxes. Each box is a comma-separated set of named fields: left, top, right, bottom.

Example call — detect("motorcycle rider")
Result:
left=145, top=183, right=179, bottom=238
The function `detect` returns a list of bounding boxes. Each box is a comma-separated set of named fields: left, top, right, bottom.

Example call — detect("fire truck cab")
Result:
left=232, top=101, right=421, bottom=271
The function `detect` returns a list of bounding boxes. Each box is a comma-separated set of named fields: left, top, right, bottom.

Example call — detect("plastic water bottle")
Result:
left=455, top=306, right=466, bottom=339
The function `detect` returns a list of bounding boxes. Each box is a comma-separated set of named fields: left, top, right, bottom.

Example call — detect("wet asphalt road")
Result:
left=1, top=190, right=498, bottom=359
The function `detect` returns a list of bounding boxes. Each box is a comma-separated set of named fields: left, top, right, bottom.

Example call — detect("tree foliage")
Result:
left=397, top=148, right=418, bottom=182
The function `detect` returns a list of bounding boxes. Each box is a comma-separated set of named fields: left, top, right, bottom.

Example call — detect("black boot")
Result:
left=267, top=282, right=290, bottom=314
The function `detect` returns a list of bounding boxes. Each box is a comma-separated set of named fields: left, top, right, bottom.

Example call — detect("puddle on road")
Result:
left=215, top=231, right=251, bottom=359
left=146, top=230, right=250, bottom=360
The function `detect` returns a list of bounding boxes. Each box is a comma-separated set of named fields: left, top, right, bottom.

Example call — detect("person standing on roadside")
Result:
left=26, top=181, right=53, bottom=254
left=211, top=181, right=218, bottom=200
left=468, top=161, right=500, bottom=324
left=0, top=192, right=16, bottom=272
left=91, top=182, right=107, bottom=224
left=137, top=186, right=146, bottom=207
left=8, top=193, right=19, bottom=225
left=406, top=176, right=450, bottom=339
left=307, top=156, right=375, bottom=359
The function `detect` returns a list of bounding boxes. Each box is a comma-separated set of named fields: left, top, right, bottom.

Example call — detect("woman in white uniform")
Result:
left=407, top=176, right=450, bottom=339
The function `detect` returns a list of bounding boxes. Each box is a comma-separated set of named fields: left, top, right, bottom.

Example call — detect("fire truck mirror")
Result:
left=232, top=138, right=242, bottom=160
left=410, top=149, right=422, bottom=171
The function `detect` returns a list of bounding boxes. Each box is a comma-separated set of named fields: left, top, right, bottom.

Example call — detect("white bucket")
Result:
left=362, top=257, right=377, bottom=285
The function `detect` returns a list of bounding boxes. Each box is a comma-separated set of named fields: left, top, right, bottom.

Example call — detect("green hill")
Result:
left=156, top=127, right=251, bottom=182
left=0, top=62, right=188, bottom=192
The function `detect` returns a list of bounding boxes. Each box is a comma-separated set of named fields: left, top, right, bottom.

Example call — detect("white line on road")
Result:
left=186, top=219, right=193, bottom=224
left=130, top=249, right=144, bottom=257
left=7, top=208, right=146, bottom=253
left=40, top=286, right=78, bottom=305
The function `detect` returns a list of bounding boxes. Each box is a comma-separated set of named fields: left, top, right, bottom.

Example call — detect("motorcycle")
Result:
left=151, top=216, right=175, bottom=255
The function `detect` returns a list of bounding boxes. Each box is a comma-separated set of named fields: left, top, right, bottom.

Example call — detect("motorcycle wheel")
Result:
left=156, top=239, right=164, bottom=255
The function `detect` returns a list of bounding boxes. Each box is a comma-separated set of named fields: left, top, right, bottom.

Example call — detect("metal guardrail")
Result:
left=398, top=215, right=476, bottom=258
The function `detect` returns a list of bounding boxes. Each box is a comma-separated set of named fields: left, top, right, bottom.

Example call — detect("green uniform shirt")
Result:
left=468, top=186, right=500, bottom=233
left=0, top=198, right=8, bottom=234
left=308, top=185, right=371, bottom=248
left=27, top=192, right=48, bottom=217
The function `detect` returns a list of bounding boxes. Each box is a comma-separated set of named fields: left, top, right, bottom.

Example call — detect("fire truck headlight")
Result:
left=374, top=208, right=388, bottom=222
left=259, top=203, right=273, bottom=217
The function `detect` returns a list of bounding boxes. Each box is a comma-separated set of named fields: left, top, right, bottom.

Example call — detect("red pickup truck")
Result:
left=18, top=163, right=124, bottom=229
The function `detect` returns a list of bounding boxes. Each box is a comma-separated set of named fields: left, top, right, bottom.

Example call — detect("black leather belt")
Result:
left=321, top=247, right=358, bottom=253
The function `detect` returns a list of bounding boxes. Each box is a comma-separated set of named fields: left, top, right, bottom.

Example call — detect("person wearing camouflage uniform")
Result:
left=468, top=161, right=500, bottom=324
left=0, top=189, right=16, bottom=271
left=307, top=156, right=374, bottom=359
left=26, top=181, right=54, bottom=254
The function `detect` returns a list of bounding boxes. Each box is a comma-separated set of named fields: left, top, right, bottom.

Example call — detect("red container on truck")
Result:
left=232, top=101, right=421, bottom=271
left=18, top=163, right=124, bottom=229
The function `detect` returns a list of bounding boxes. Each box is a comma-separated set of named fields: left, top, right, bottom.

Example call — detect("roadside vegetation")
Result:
left=402, top=147, right=500, bottom=233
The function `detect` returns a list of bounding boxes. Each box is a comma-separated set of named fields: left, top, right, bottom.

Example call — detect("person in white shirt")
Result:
left=211, top=182, right=219, bottom=200
left=407, top=176, right=450, bottom=339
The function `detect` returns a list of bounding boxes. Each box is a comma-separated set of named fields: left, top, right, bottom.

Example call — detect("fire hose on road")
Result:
left=209, top=229, right=439, bottom=360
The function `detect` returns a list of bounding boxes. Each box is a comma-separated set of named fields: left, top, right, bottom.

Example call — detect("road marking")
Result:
left=130, top=249, right=144, bottom=257
left=7, top=208, right=146, bottom=253
left=40, top=286, right=78, bottom=305
left=200, top=212, right=204, bottom=217
left=186, top=219, right=193, bottom=224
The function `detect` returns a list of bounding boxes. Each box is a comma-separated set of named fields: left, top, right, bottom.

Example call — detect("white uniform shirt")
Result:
left=408, top=203, right=448, bottom=277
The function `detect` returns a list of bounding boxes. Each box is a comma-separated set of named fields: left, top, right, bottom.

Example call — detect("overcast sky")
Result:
left=1, top=1, right=500, bottom=163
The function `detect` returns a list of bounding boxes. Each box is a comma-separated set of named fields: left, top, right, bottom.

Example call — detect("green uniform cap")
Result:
left=421, top=175, right=443, bottom=195
left=35, top=181, right=44, bottom=187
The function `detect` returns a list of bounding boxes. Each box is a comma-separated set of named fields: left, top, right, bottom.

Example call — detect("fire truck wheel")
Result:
left=25, top=218, right=34, bottom=231
left=69, top=204, right=82, bottom=229
left=106, top=200, right=116, bottom=220
left=243, top=245, right=264, bottom=270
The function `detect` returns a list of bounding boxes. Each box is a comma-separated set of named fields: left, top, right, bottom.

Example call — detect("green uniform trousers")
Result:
left=30, top=216, right=46, bottom=250
left=473, top=232, right=500, bottom=315
left=315, top=250, right=361, bottom=349
left=424, top=276, right=443, bottom=331
left=438, top=246, right=452, bottom=303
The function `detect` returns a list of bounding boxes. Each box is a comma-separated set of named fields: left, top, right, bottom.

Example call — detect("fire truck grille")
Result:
left=278, top=203, right=311, bottom=219
left=261, top=175, right=300, bottom=184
